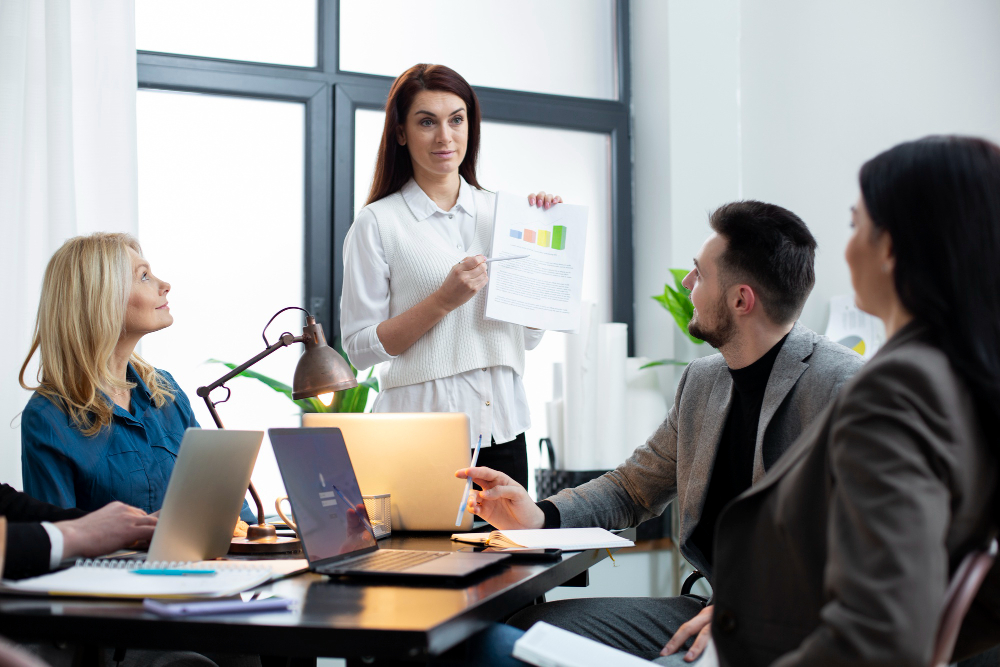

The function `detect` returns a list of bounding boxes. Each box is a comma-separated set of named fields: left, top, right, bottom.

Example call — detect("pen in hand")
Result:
left=483, top=255, right=528, bottom=264
left=456, top=435, right=483, bottom=527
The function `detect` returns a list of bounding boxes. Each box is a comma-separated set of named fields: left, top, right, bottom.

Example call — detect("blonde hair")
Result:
left=19, top=232, right=175, bottom=436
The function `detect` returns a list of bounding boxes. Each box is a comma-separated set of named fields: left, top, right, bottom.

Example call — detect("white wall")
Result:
left=631, top=0, right=1000, bottom=371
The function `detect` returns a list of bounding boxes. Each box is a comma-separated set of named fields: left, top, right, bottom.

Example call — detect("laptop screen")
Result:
left=268, top=428, right=377, bottom=563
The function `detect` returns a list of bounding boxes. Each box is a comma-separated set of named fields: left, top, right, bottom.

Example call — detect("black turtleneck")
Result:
left=689, top=333, right=788, bottom=569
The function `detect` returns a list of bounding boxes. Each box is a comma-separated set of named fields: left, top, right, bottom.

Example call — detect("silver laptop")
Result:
left=147, top=428, right=263, bottom=562
left=301, top=413, right=475, bottom=531
left=268, top=427, right=508, bottom=578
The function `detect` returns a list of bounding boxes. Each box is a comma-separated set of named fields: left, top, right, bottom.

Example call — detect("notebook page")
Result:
left=492, top=528, right=634, bottom=551
left=513, top=622, right=652, bottom=667
left=2, top=560, right=272, bottom=598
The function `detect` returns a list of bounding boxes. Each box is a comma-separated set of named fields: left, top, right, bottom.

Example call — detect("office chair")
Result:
left=676, top=538, right=997, bottom=667
left=932, top=537, right=998, bottom=667
left=680, top=569, right=710, bottom=603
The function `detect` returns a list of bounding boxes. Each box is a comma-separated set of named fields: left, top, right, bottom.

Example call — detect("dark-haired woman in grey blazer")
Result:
left=661, top=136, right=1000, bottom=667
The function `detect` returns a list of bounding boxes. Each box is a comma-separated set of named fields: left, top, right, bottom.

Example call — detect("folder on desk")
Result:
left=451, top=528, right=634, bottom=551
left=0, top=559, right=280, bottom=599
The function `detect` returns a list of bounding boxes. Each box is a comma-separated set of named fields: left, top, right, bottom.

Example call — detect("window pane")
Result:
left=137, top=90, right=305, bottom=510
left=340, top=0, right=617, bottom=100
left=353, top=109, right=613, bottom=496
left=136, top=0, right=317, bottom=67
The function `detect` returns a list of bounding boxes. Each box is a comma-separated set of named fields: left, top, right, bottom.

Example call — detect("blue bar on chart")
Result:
left=509, top=229, right=523, bottom=239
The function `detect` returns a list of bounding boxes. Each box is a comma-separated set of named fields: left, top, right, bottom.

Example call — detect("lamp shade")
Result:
left=292, top=317, right=358, bottom=399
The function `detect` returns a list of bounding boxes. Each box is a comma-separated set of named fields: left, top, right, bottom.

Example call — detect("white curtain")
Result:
left=0, top=0, right=138, bottom=486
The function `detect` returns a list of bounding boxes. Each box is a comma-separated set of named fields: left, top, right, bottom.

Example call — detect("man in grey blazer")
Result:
left=460, top=200, right=865, bottom=662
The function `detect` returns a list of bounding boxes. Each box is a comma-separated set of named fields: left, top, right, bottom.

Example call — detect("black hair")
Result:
left=860, top=135, right=1000, bottom=418
left=708, top=200, right=817, bottom=324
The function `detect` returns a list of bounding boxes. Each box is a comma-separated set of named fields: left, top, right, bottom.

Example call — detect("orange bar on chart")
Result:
left=537, top=230, right=551, bottom=247
left=523, top=229, right=536, bottom=243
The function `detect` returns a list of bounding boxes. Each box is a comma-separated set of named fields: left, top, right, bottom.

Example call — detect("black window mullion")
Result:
left=306, top=88, right=334, bottom=334
left=322, top=0, right=339, bottom=75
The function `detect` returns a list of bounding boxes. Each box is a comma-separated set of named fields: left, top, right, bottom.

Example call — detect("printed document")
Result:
left=485, top=192, right=589, bottom=332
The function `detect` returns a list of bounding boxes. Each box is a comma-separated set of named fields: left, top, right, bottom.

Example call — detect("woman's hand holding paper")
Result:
left=456, top=466, right=545, bottom=529
left=527, top=192, right=563, bottom=209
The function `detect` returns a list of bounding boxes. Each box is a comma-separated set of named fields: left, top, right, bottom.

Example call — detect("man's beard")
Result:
left=688, top=296, right=737, bottom=349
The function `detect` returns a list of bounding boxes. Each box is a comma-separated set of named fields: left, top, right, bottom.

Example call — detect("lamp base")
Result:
left=228, top=523, right=301, bottom=554
left=228, top=535, right=302, bottom=554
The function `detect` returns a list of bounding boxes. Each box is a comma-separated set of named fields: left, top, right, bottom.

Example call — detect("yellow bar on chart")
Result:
left=537, top=230, right=551, bottom=248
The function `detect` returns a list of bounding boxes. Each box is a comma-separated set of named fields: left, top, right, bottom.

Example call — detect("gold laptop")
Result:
left=302, top=413, right=475, bottom=531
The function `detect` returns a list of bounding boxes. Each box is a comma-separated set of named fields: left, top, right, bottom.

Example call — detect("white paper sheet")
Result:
left=825, top=294, right=885, bottom=360
left=514, top=621, right=671, bottom=667
left=484, top=192, right=589, bottom=332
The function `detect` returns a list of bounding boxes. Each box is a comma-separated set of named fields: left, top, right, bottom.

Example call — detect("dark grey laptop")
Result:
left=268, top=427, right=509, bottom=578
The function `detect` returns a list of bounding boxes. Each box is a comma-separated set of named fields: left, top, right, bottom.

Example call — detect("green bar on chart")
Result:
left=537, top=230, right=551, bottom=248
left=551, top=225, right=566, bottom=250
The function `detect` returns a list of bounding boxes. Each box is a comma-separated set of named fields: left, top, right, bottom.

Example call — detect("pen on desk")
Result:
left=456, top=434, right=483, bottom=527
left=484, top=255, right=528, bottom=264
left=132, top=569, right=217, bottom=576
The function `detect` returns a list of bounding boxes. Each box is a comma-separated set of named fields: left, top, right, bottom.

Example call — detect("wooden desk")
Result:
left=0, top=531, right=632, bottom=663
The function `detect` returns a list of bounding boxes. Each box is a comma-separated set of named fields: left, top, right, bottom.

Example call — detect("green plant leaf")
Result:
left=669, top=268, right=690, bottom=294
left=651, top=272, right=705, bottom=346
left=639, top=359, right=690, bottom=369
left=343, top=386, right=369, bottom=413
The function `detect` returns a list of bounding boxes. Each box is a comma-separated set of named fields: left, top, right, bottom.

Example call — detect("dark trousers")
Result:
left=474, top=433, right=529, bottom=490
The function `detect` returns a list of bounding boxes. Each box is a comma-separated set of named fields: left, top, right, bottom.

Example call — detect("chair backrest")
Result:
left=931, top=538, right=999, bottom=667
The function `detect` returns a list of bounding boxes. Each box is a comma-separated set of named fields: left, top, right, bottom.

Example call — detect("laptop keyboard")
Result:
left=331, top=549, right=449, bottom=573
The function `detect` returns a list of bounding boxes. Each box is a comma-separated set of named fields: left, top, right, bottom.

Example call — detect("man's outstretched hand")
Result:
left=455, top=466, right=545, bottom=530
left=661, top=605, right=714, bottom=662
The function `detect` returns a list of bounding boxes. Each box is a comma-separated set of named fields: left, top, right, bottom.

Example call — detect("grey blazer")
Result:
left=548, top=322, right=864, bottom=576
left=711, top=323, right=1000, bottom=667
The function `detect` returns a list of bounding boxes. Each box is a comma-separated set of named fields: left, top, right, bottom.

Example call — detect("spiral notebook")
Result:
left=0, top=559, right=275, bottom=599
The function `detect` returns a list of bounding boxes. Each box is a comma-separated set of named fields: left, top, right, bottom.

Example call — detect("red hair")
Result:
left=365, top=64, right=483, bottom=206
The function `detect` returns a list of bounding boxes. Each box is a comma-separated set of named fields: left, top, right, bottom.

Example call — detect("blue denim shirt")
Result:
left=21, top=365, right=254, bottom=523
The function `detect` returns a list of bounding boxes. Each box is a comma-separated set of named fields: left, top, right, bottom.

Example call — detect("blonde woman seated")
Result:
left=19, top=233, right=254, bottom=523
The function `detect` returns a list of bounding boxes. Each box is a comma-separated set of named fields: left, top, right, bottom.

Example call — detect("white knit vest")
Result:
left=368, top=188, right=525, bottom=390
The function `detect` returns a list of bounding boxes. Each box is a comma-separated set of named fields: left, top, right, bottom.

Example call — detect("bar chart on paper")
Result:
left=510, top=225, right=567, bottom=250
left=487, top=192, right=589, bottom=332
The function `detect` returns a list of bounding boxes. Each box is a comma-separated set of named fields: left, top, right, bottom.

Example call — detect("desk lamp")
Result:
left=196, top=307, right=358, bottom=554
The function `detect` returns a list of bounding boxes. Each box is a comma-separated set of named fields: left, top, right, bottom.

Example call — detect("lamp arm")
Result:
left=195, top=332, right=305, bottom=528
left=196, top=333, right=304, bottom=402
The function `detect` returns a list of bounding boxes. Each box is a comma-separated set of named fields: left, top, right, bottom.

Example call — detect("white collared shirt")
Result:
left=40, top=521, right=65, bottom=570
left=341, top=177, right=544, bottom=446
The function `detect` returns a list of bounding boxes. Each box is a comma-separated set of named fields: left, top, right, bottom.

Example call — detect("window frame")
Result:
left=137, top=0, right=635, bottom=352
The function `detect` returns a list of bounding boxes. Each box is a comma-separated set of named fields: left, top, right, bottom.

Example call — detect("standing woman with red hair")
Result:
left=341, top=64, right=559, bottom=488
